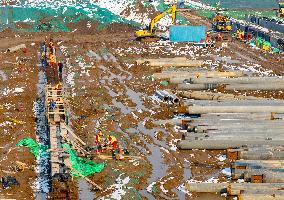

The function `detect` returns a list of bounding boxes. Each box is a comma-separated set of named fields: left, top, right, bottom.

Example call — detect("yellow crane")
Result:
left=135, top=5, right=177, bottom=39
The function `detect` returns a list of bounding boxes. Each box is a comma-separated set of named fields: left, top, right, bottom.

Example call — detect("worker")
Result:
left=55, top=83, right=60, bottom=90
left=41, top=51, right=45, bottom=68
left=240, top=31, right=245, bottom=41
left=95, top=131, right=103, bottom=154
left=57, top=60, right=63, bottom=82
left=107, top=134, right=118, bottom=149
left=215, top=33, right=223, bottom=42
left=236, top=29, right=240, bottom=39
left=246, top=32, right=253, bottom=42
left=95, top=131, right=103, bottom=144
left=49, top=53, right=55, bottom=68
left=48, top=39, right=54, bottom=54
left=49, top=99, right=57, bottom=110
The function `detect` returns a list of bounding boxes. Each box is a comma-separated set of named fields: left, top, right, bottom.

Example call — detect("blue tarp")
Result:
left=170, top=25, right=206, bottom=42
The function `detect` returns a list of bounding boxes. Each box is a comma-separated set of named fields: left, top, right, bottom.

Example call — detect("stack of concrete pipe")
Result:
left=176, top=76, right=284, bottom=91
left=177, top=104, right=284, bottom=150
left=171, top=70, right=284, bottom=197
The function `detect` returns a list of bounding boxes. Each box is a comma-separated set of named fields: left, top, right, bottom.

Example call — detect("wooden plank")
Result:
left=61, top=123, right=86, bottom=146
left=64, top=160, right=102, bottom=190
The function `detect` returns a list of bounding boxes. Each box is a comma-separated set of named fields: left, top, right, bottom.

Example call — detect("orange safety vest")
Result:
left=95, top=134, right=101, bottom=143
left=50, top=54, right=55, bottom=63
left=109, top=135, right=117, bottom=144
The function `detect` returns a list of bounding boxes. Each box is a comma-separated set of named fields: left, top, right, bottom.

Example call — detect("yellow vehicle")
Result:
left=212, top=14, right=232, bottom=32
left=135, top=5, right=177, bottom=39
left=279, top=2, right=284, bottom=17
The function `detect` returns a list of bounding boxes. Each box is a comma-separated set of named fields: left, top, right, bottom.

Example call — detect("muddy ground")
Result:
left=0, top=9, right=282, bottom=200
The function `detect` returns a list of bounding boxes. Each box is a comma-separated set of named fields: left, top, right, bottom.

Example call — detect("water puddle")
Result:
left=212, top=55, right=241, bottom=64
left=126, top=87, right=148, bottom=112
left=0, top=70, right=8, bottom=81
left=78, top=178, right=96, bottom=200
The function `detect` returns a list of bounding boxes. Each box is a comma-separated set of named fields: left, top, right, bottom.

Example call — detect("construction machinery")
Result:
left=212, top=14, right=232, bottom=32
left=279, top=1, right=284, bottom=17
left=135, top=4, right=177, bottom=39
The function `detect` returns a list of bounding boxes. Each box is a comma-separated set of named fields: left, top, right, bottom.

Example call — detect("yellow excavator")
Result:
left=279, top=2, right=284, bottom=17
left=212, top=14, right=232, bottom=32
left=135, top=5, right=177, bottom=39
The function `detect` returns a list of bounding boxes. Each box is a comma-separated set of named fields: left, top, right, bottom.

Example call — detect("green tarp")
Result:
left=0, top=4, right=138, bottom=32
left=63, top=143, right=105, bottom=177
left=16, top=137, right=49, bottom=159
left=16, top=138, right=104, bottom=177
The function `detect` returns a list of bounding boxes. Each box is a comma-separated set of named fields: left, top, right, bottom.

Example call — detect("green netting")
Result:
left=263, top=41, right=271, bottom=47
left=0, top=4, right=139, bottom=32
left=273, top=48, right=280, bottom=53
left=16, top=137, right=49, bottom=159
left=256, top=37, right=265, bottom=46
left=62, top=143, right=105, bottom=177
left=160, top=81, right=169, bottom=86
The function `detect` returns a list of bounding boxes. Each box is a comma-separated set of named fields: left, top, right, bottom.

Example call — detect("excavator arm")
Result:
left=149, top=4, right=177, bottom=33
left=135, top=5, right=177, bottom=38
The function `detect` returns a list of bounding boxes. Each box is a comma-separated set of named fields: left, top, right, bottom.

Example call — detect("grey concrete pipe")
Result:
left=227, top=183, right=284, bottom=196
left=180, top=91, right=261, bottom=100
left=184, top=99, right=284, bottom=106
left=177, top=140, right=284, bottom=150
left=153, top=71, right=244, bottom=79
left=238, top=192, right=284, bottom=200
left=185, top=182, right=284, bottom=194
left=178, top=83, right=219, bottom=90
left=232, top=168, right=284, bottom=179
left=149, top=59, right=204, bottom=67
left=187, top=106, right=284, bottom=114
left=225, top=83, right=284, bottom=91
left=239, top=150, right=284, bottom=160
left=7, top=44, right=26, bottom=53
left=174, top=77, right=284, bottom=85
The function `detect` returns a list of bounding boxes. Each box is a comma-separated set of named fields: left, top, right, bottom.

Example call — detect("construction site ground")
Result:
left=0, top=11, right=283, bottom=200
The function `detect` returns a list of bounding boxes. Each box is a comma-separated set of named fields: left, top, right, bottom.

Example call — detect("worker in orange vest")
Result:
left=49, top=53, right=55, bottom=68
left=108, top=134, right=118, bottom=149
left=95, top=131, right=103, bottom=154
left=48, top=39, right=54, bottom=54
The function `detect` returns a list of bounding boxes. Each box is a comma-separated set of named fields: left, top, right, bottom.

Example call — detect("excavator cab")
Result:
left=212, top=14, right=232, bottom=32
left=279, top=2, right=284, bottom=17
